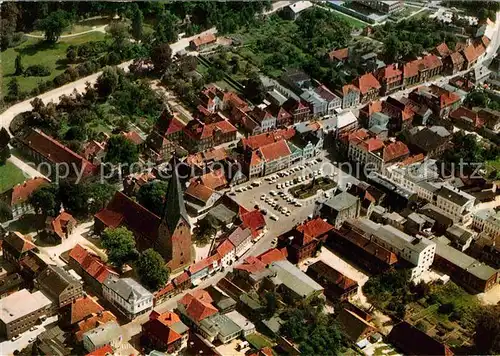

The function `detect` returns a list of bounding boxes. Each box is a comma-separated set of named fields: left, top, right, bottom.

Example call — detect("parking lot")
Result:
left=0, top=316, right=58, bottom=355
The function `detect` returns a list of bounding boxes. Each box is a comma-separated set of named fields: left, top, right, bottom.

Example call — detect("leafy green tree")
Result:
left=101, top=227, right=138, bottom=268
left=155, top=10, right=178, bottom=43
left=66, top=45, right=77, bottom=62
left=0, top=201, right=13, bottom=223
left=136, top=249, right=169, bottom=291
left=14, top=54, right=24, bottom=75
left=36, top=10, right=71, bottom=43
left=383, top=34, right=401, bottom=62
left=474, top=305, right=500, bottom=354
left=105, top=135, right=139, bottom=166
left=29, top=184, right=60, bottom=217
left=130, top=4, right=144, bottom=41
left=137, top=180, right=168, bottom=216
left=96, top=66, right=120, bottom=97
left=193, top=215, right=218, bottom=246
left=88, top=183, right=116, bottom=213
left=151, top=43, right=172, bottom=74
left=58, top=182, right=90, bottom=217
left=7, top=78, right=20, bottom=99
left=107, top=21, right=129, bottom=49
left=244, top=72, right=266, bottom=104
left=264, top=291, right=278, bottom=318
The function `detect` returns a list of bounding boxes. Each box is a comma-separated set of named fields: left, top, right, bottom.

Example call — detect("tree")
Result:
left=474, top=305, right=500, bottom=354
left=96, top=66, right=120, bottom=97
left=101, top=227, right=138, bottom=268
left=151, top=43, right=172, bottom=74
left=7, top=78, right=20, bottom=100
left=136, top=249, right=169, bottom=291
left=29, top=184, right=60, bottom=217
left=244, top=72, right=266, bottom=104
left=104, top=134, right=139, bottom=167
left=137, top=180, right=168, bottom=216
left=58, top=181, right=90, bottom=217
left=88, top=183, right=116, bottom=213
left=193, top=215, right=218, bottom=246
left=14, top=54, right=24, bottom=75
left=155, top=10, right=178, bottom=44
left=264, top=291, right=278, bottom=318
left=383, top=34, right=401, bottom=63
left=107, top=21, right=129, bottom=49
left=66, top=45, right=77, bottom=62
left=130, top=4, right=144, bottom=41
left=0, top=201, right=13, bottom=223
left=36, top=10, right=71, bottom=43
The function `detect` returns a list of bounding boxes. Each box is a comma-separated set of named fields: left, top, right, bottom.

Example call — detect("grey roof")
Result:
left=37, top=326, right=71, bottom=356
left=437, top=185, right=474, bottom=206
left=208, top=203, right=237, bottom=224
left=435, top=242, right=498, bottom=280
left=301, top=89, right=326, bottom=107
left=324, top=191, right=359, bottom=212
left=473, top=208, right=496, bottom=221
left=446, top=224, right=473, bottom=244
left=428, top=126, right=451, bottom=137
left=0, top=289, right=52, bottom=323
left=239, top=293, right=263, bottom=310
left=82, top=321, right=122, bottom=347
left=226, top=310, right=255, bottom=332
left=262, top=316, right=285, bottom=334
left=163, top=156, right=190, bottom=232
left=227, top=226, right=252, bottom=248
left=104, top=278, right=153, bottom=301
left=199, top=313, right=241, bottom=338
left=408, top=212, right=426, bottom=225
left=36, top=265, right=81, bottom=300
left=269, top=260, right=323, bottom=298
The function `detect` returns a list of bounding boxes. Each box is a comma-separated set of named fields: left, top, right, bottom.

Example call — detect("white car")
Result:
left=277, top=183, right=282, bottom=189
left=11, top=335, right=21, bottom=341
left=295, top=202, right=303, bottom=207
left=265, top=198, right=271, bottom=204
left=270, top=214, right=279, bottom=221
left=235, top=188, right=243, bottom=192
left=286, top=211, right=291, bottom=217
left=270, top=190, right=277, bottom=196
left=252, top=180, right=262, bottom=187
left=260, top=194, right=266, bottom=200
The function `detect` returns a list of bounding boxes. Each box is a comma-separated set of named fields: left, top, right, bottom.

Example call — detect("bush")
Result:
left=23, top=64, right=50, bottom=77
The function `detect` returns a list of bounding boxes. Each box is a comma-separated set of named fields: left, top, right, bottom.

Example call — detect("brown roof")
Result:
left=64, top=296, right=104, bottom=325
left=69, top=244, right=118, bottom=284
left=94, top=191, right=161, bottom=241
left=122, top=131, right=144, bottom=145
left=257, top=248, right=287, bottom=265
left=48, top=211, right=76, bottom=240
left=435, top=42, right=451, bottom=57
left=388, top=321, right=454, bottom=356
left=185, top=181, right=214, bottom=203
left=383, top=141, right=409, bottom=162
left=376, top=64, right=402, bottom=81
left=240, top=209, right=266, bottom=237
left=2, top=177, right=49, bottom=206
left=353, top=73, right=381, bottom=95
left=143, top=311, right=184, bottom=346
left=227, top=226, right=252, bottom=248
left=75, top=311, right=117, bottom=341
left=462, top=44, right=481, bottom=63
left=259, top=140, right=291, bottom=162
left=307, top=260, right=358, bottom=291
left=191, top=33, right=216, bottom=47
left=21, top=129, right=96, bottom=177
left=449, top=51, right=465, bottom=66
left=404, top=55, right=443, bottom=78
left=295, top=217, right=334, bottom=245
left=3, top=231, right=36, bottom=255
left=200, top=169, right=227, bottom=190
left=341, top=84, right=360, bottom=97
left=328, top=47, right=349, bottom=61
left=338, top=308, right=376, bottom=342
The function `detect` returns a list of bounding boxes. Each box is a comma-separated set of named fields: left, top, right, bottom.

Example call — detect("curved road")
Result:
left=25, top=25, right=107, bottom=39
left=0, top=28, right=217, bottom=134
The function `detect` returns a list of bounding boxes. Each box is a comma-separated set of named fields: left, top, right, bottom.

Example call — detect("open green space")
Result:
left=245, top=333, right=274, bottom=350
left=290, top=177, right=337, bottom=199
left=0, top=162, right=26, bottom=194
left=1, top=32, right=106, bottom=96
left=28, top=17, right=110, bottom=37
left=325, top=8, right=367, bottom=28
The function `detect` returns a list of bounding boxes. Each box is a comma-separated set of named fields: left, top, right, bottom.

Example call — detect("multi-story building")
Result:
left=376, top=64, right=403, bottom=95
left=338, top=84, right=360, bottom=109
left=34, top=265, right=83, bottom=309
left=387, top=159, right=440, bottom=193
left=0, top=289, right=52, bottom=339
left=355, top=0, right=403, bottom=13
left=409, top=85, right=461, bottom=119
left=314, top=84, right=342, bottom=114
left=282, top=97, right=311, bottom=123
left=247, top=107, right=277, bottom=133
left=444, top=52, right=465, bottom=74
left=260, top=140, right=292, bottom=176
left=353, top=73, right=382, bottom=104
left=141, top=311, right=189, bottom=354
left=433, top=184, right=476, bottom=224
left=355, top=219, right=436, bottom=280
left=478, top=108, right=500, bottom=133
left=278, top=217, right=334, bottom=263
left=103, top=278, right=153, bottom=320
left=474, top=210, right=500, bottom=240
left=182, top=118, right=237, bottom=153
left=306, top=261, right=358, bottom=301
left=315, top=192, right=360, bottom=228
left=82, top=321, right=123, bottom=353
left=189, top=33, right=216, bottom=51
left=2, top=231, right=36, bottom=267
left=0, top=177, right=50, bottom=219
left=403, top=55, right=443, bottom=88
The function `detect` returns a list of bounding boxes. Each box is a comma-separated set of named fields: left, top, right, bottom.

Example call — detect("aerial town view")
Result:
left=1, top=0, right=500, bottom=355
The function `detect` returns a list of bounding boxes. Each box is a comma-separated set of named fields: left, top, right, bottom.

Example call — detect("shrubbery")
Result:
left=23, top=64, right=51, bottom=77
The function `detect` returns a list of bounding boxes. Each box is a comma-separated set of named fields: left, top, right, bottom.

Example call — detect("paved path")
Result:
left=7, top=155, right=48, bottom=180
left=25, top=25, right=107, bottom=39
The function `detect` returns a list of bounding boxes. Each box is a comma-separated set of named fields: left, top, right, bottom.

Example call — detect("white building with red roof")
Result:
left=1, top=177, right=50, bottom=219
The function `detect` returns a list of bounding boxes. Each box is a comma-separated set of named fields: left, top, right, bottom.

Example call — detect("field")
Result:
left=0, top=162, right=26, bottom=194
left=1, top=32, right=106, bottom=96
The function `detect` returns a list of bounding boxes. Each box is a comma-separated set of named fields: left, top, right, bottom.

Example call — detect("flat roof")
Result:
left=0, top=289, right=52, bottom=323
left=324, top=191, right=359, bottom=211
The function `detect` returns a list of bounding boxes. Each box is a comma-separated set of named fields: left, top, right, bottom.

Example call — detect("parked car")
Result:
left=260, top=194, right=266, bottom=200
left=295, top=202, right=303, bottom=207
left=270, top=214, right=279, bottom=221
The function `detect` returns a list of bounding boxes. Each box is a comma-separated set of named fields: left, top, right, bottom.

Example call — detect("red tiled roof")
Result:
left=21, top=129, right=96, bottom=177
left=403, top=55, right=443, bottom=78
left=82, top=140, right=106, bottom=160
left=296, top=217, right=334, bottom=245
left=122, top=131, right=144, bottom=145
left=191, top=33, right=216, bottom=47
left=234, top=256, right=266, bottom=274
left=400, top=154, right=425, bottom=166
left=224, top=91, right=248, bottom=109
left=172, top=272, right=190, bottom=287
left=346, top=129, right=370, bottom=145
left=242, top=128, right=295, bottom=151
left=86, top=345, right=113, bottom=356
left=4, top=177, right=49, bottom=206
left=3, top=231, right=36, bottom=254
left=257, top=248, right=287, bottom=265
left=353, top=73, right=381, bottom=95
left=383, top=141, right=409, bottom=162
left=341, top=84, right=360, bottom=97
left=361, top=101, right=382, bottom=116
left=328, top=47, right=349, bottom=61
left=240, top=209, right=266, bottom=237
left=144, top=311, right=184, bottom=346
left=376, top=64, right=402, bottom=81
left=480, top=35, right=490, bottom=48
left=188, top=258, right=212, bottom=275
left=449, top=51, right=465, bottom=66
left=49, top=211, right=76, bottom=240
left=462, top=44, right=480, bottom=63
left=186, top=181, right=214, bottom=203
left=216, top=239, right=235, bottom=257
left=94, top=191, right=161, bottom=241
left=75, top=311, right=116, bottom=341
left=184, top=119, right=237, bottom=140
left=66, top=296, right=104, bottom=325
left=69, top=244, right=118, bottom=284
left=249, top=151, right=262, bottom=167
left=179, top=291, right=217, bottom=322
left=154, top=282, right=175, bottom=299
left=435, top=42, right=451, bottom=57
left=360, top=138, right=384, bottom=152
left=259, top=140, right=291, bottom=162
left=450, top=106, right=483, bottom=127
left=200, top=169, right=227, bottom=190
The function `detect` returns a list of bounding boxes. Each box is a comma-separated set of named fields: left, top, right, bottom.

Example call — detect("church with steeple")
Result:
left=94, top=156, right=192, bottom=272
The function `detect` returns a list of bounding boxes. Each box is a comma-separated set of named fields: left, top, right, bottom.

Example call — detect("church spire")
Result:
left=162, top=155, right=190, bottom=233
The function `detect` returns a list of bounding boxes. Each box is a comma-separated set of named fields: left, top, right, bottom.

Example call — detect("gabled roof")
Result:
left=191, top=33, right=216, bottom=47
left=361, top=100, right=382, bottom=116
left=179, top=291, right=218, bottom=322
left=240, top=209, right=266, bottom=237
left=156, top=110, right=185, bottom=136
left=122, top=131, right=144, bottom=145
left=376, top=64, right=402, bottom=81
left=449, top=51, right=465, bottom=65
left=341, top=84, right=360, bottom=97
left=186, top=181, right=214, bottom=203
left=338, top=308, right=376, bottom=342
left=328, top=47, right=349, bottom=61
left=163, top=156, right=190, bottom=233
left=227, top=226, right=252, bottom=248
left=143, top=311, right=186, bottom=346
left=75, top=311, right=117, bottom=341
left=353, top=73, right=381, bottom=95
left=462, top=44, right=481, bottom=63
left=20, top=129, right=96, bottom=177
left=200, top=169, right=227, bottom=190
left=295, top=217, right=334, bottom=245
left=307, top=261, right=358, bottom=291
left=64, top=296, right=104, bottom=325
left=172, top=272, right=190, bottom=287
left=257, top=248, right=287, bottom=265
left=259, top=140, right=291, bottom=162
left=94, top=191, right=161, bottom=241
left=48, top=211, right=76, bottom=240
left=3, top=231, right=36, bottom=255
left=383, top=141, right=409, bottom=162
left=36, top=265, right=80, bottom=300
left=242, top=128, right=295, bottom=151
left=85, top=345, right=113, bottom=356
left=234, top=256, right=266, bottom=274
left=184, top=119, right=236, bottom=140
left=2, top=176, right=49, bottom=206
left=435, top=42, right=451, bottom=57
left=69, top=244, right=118, bottom=284
left=404, top=55, right=443, bottom=77
left=216, top=239, right=235, bottom=257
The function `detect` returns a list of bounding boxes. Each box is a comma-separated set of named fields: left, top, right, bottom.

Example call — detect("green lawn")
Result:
left=1, top=32, right=106, bottom=96
left=327, top=8, right=367, bottom=29
left=28, top=17, right=111, bottom=37
left=245, top=333, right=274, bottom=350
left=0, top=162, right=26, bottom=194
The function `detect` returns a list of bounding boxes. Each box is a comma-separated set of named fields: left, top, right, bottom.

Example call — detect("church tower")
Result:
left=157, top=156, right=192, bottom=271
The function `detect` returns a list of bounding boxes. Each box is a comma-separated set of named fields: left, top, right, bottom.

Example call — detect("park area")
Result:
left=0, top=162, right=26, bottom=194
left=290, top=177, right=337, bottom=199
left=1, top=31, right=106, bottom=97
